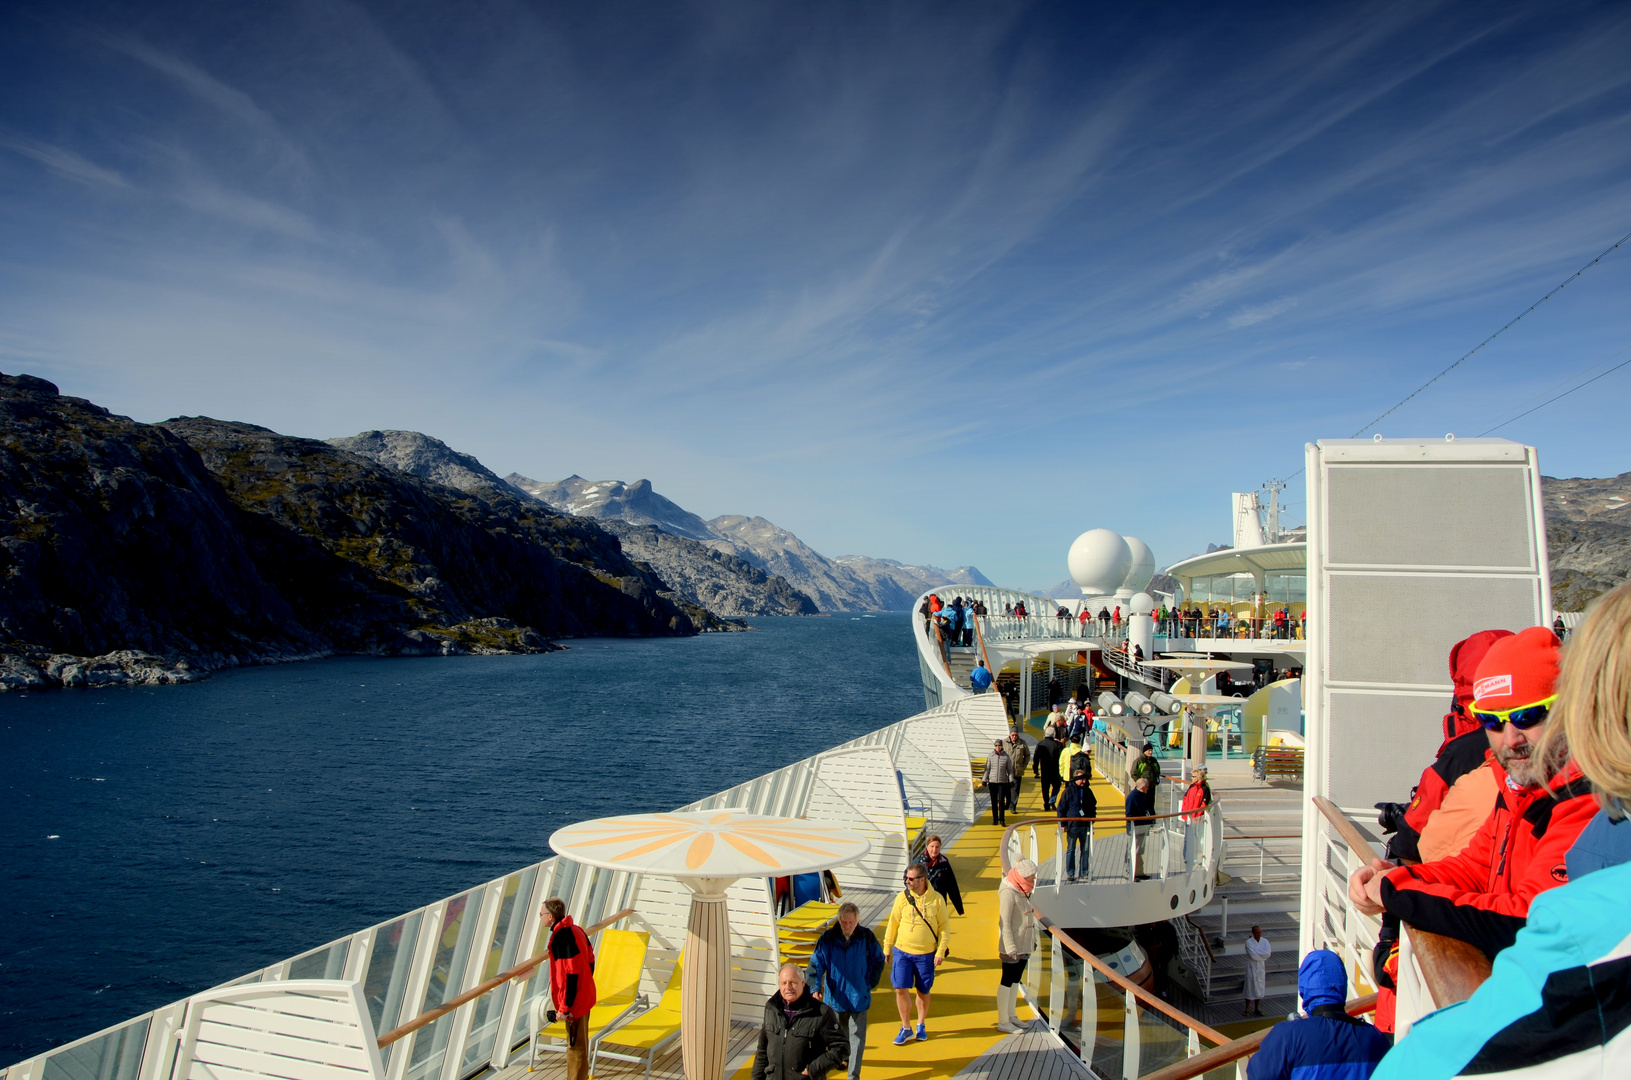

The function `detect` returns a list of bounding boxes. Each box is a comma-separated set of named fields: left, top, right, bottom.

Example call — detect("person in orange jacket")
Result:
left=1349, top=628, right=1597, bottom=960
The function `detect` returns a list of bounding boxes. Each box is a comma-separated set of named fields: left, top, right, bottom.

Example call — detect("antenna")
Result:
left=1261, top=478, right=1286, bottom=542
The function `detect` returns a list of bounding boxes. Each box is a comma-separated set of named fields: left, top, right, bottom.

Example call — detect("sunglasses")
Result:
left=1471, top=694, right=1556, bottom=731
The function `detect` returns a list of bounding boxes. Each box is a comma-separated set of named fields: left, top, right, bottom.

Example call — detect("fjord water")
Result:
left=0, top=614, right=920, bottom=1058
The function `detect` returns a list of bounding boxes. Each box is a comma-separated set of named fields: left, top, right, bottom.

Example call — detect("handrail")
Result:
left=1311, top=798, right=1492, bottom=1010
left=1030, top=906, right=1232, bottom=1048
left=377, top=906, right=637, bottom=1048
left=1139, top=993, right=1379, bottom=1080
left=972, top=612, right=994, bottom=682
left=1312, top=795, right=1381, bottom=861
left=1408, top=928, right=1493, bottom=1009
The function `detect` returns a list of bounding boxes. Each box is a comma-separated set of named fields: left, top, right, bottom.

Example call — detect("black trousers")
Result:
left=1000, top=957, right=1028, bottom=986
left=1041, top=776, right=1061, bottom=809
left=988, top=782, right=1010, bottom=824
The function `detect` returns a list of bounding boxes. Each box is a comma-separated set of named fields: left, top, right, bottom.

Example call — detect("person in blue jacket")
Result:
left=969, top=659, right=993, bottom=693
left=806, top=902, right=885, bottom=1080
left=1248, top=949, right=1390, bottom=1080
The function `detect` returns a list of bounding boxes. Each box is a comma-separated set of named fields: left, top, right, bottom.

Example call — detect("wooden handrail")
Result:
left=1311, top=798, right=1492, bottom=1008
left=377, top=906, right=637, bottom=1048
left=1312, top=795, right=1382, bottom=862
left=1409, top=927, right=1492, bottom=1008
left=1030, top=906, right=1232, bottom=1048
left=1140, top=993, right=1379, bottom=1080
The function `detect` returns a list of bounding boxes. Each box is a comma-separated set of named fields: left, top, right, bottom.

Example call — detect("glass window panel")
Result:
left=288, top=939, right=350, bottom=980
left=461, top=868, right=538, bottom=1072
left=579, top=869, right=614, bottom=927
left=39, top=1019, right=149, bottom=1080
left=362, top=910, right=424, bottom=1063
left=408, top=890, right=486, bottom=1080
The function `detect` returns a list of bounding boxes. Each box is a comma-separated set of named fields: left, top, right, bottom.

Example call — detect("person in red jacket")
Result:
left=541, top=897, right=597, bottom=1080
left=1376, top=629, right=1515, bottom=863
left=1348, top=627, right=1596, bottom=960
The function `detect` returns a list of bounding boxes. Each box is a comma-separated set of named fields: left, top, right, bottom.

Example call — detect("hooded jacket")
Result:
left=1386, top=630, right=1514, bottom=862
left=1379, top=758, right=1597, bottom=958
left=751, top=989, right=846, bottom=1080
left=1372, top=861, right=1631, bottom=1079
left=804, top=923, right=884, bottom=1014
left=1248, top=950, right=1391, bottom=1080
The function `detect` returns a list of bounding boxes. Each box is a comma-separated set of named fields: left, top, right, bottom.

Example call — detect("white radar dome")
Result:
left=1130, top=592, right=1155, bottom=616
left=1121, top=537, right=1156, bottom=594
left=1068, top=529, right=1133, bottom=596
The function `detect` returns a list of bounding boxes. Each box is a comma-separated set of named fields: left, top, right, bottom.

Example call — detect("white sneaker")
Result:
left=996, top=1019, right=1022, bottom=1033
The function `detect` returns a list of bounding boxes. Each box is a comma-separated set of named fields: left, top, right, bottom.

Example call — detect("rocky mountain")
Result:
left=597, top=520, right=819, bottom=617
left=510, top=475, right=715, bottom=542
left=328, top=429, right=531, bottom=503
left=1543, top=471, right=1631, bottom=611
left=0, top=373, right=710, bottom=690
left=505, top=475, right=992, bottom=612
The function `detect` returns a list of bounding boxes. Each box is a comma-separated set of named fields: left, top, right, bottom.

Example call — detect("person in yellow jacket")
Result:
left=883, top=863, right=951, bottom=1045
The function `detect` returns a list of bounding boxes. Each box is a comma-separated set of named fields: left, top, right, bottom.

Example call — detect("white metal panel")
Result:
left=172, top=981, right=384, bottom=1080
left=899, top=711, right=977, bottom=823
left=806, top=745, right=910, bottom=891
left=956, top=694, right=1011, bottom=760
left=1299, top=438, right=1550, bottom=956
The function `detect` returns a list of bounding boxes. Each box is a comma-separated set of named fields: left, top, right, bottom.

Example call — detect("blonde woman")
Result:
left=1374, top=582, right=1631, bottom=1078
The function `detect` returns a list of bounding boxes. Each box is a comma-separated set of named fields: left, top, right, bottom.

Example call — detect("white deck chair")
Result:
left=171, top=980, right=384, bottom=1080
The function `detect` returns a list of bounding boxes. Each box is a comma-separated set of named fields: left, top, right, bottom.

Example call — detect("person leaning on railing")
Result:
left=1372, top=582, right=1631, bottom=1078
left=1347, top=628, right=1596, bottom=962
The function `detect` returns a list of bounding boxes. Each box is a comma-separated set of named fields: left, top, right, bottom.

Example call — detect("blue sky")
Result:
left=2, top=1, right=1629, bottom=589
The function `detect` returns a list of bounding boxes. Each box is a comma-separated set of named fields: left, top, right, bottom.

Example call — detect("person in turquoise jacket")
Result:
left=1370, top=861, right=1631, bottom=1078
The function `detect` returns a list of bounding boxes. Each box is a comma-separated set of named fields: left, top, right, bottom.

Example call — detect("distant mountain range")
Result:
left=1543, top=471, right=1631, bottom=611
left=510, top=474, right=992, bottom=612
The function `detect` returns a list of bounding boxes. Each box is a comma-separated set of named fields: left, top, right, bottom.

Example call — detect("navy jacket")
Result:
left=1565, top=808, right=1631, bottom=880
left=804, top=924, right=885, bottom=1014
left=1124, top=788, right=1155, bottom=821
left=1249, top=1008, right=1392, bottom=1080
left=1057, top=780, right=1097, bottom=823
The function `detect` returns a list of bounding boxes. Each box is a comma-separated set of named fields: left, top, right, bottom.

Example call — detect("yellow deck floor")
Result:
left=733, top=720, right=1124, bottom=1079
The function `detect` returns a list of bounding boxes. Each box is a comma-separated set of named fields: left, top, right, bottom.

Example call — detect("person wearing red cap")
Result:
left=1376, top=629, right=1515, bottom=865
left=1348, top=627, right=1598, bottom=960
left=1368, top=630, right=1513, bottom=1033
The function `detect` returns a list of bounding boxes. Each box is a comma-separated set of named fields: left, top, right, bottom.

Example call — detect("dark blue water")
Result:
left=0, top=615, right=920, bottom=1059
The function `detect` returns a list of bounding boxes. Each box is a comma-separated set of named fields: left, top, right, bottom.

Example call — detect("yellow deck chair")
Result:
left=590, top=953, right=684, bottom=1080
left=528, top=928, right=648, bottom=1069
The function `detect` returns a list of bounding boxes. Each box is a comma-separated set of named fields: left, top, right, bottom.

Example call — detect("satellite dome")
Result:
left=1068, top=529, right=1132, bottom=596
left=1122, top=537, right=1155, bottom=593
left=1130, top=591, right=1155, bottom=615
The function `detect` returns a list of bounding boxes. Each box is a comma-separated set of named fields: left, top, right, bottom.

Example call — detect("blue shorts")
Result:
left=891, top=950, right=936, bottom=992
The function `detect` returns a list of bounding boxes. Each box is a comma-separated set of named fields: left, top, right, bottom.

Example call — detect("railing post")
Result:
left=1187, top=1026, right=1201, bottom=1058
left=1122, top=986, right=1141, bottom=1080
left=1055, top=824, right=1065, bottom=893
left=1221, top=896, right=1229, bottom=941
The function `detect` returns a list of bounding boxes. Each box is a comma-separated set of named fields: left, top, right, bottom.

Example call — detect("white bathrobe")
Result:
left=1244, top=934, right=1272, bottom=999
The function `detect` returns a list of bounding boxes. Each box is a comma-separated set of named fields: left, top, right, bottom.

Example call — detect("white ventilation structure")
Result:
left=1298, top=437, right=1551, bottom=954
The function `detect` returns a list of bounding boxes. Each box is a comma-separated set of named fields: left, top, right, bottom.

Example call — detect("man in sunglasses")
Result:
left=1348, top=627, right=1597, bottom=960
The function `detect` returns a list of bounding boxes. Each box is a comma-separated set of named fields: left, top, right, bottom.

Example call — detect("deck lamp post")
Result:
left=548, top=810, right=871, bottom=1080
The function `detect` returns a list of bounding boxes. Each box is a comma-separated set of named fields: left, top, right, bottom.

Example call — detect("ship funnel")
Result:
left=1151, top=691, right=1184, bottom=715
left=1124, top=691, right=1156, bottom=716
left=1097, top=692, right=1125, bottom=716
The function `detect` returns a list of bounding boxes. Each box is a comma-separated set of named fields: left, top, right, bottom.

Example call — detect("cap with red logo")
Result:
left=1471, top=626, right=1561, bottom=711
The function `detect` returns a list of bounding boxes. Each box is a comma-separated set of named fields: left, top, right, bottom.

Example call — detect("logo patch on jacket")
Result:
left=1550, top=864, right=1568, bottom=882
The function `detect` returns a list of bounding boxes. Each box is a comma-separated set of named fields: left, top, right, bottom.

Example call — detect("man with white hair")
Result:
left=996, top=858, right=1039, bottom=1032
left=752, top=963, right=846, bottom=1080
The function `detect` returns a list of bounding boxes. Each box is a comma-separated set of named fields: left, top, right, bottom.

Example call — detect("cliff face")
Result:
left=1542, top=472, right=1631, bottom=611
left=0, top=374, right=708, bottom=690
left=600, top=520, right=820, bottom=616
left=165, top=418, right=707, bottom=645
left=0, top=375, right=322, bottom=687
left=328, top=429, right=528, bottom=502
